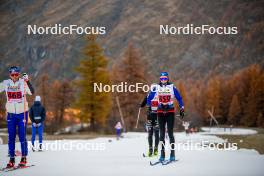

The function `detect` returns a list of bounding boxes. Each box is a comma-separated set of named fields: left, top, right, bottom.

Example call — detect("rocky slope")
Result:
left=0, top=0, right=263, bottom=80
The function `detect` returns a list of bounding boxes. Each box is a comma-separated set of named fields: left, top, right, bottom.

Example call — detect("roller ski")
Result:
left=1, top=157, right=35, bottom=173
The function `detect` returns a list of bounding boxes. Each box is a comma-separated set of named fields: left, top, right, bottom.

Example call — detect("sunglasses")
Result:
left=10, top=73, right=19, bottom=77
left=160, top=77, right=168, bottom=81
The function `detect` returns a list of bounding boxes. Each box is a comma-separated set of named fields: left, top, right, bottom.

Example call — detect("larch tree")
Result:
left=75, top=35, right=112, bottom=131
left=228, top=94, right=241, bottom=125
left=112, top=43, right=148, bottom=131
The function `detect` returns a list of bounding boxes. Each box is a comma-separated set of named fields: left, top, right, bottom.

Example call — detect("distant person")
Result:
left=30, top=95, right=46, bottom=151
left=230, top=125, right=233, bottom=133
left=182, top=121, right=190, bottom=135
left=115, top=122, right=122, bottom=140
left=0, top=66, right=34, bottom=168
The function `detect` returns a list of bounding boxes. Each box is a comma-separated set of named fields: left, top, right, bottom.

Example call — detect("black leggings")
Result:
left=158, top=112, right=175, bottom=156
left=147, top=113, right=159, bottom=150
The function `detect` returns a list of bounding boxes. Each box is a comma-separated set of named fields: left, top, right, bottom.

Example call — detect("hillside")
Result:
left=0, top=0, right=263, bottom=80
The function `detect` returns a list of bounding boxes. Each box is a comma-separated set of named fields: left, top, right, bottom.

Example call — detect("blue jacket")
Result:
left=29, top=101, right=46, bottom=124
left=147, top=82, right=184, bottom=109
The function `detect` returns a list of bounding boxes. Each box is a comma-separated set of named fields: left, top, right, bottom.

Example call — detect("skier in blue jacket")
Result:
left=147, top=72, right=184, bottom=162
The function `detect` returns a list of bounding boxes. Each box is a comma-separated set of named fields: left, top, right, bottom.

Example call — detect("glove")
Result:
left=37, top=123, right=42, bottom=127
left=180, top=108, right=185, bottom=118
left=22, top=73, right=29, bottom=82
left=33, top=123, right=37, bottom=127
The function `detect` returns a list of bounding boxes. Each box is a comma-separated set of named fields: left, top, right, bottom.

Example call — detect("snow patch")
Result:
left=201, top=127, right=257, bottom=135
left=0, top=132, right=263, bottom=176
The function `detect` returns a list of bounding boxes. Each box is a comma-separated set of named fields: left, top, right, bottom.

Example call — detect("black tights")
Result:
left=147, top=113, right=159, bottom=150
left=158, top=112, right=175, bottom=157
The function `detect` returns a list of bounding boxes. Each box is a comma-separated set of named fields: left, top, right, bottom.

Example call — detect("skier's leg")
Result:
left=38, top=124, right=43, bottom=150
left=18, top=112, right=28, bottom=157
left=147, top=113, right=153, bottom=154
left=116, top=129, right=121, bottom=140
left=158, top=113, right=166, bottom=160
left=147, top=126, right=153, bottom=155
left=38, top=123, right=43, bottom=145
left=167, top=113, right=175, bottom=159
left=153, top=113, right=159, bottom=150
left=7, top=113, right=16, bottom=158
left=31, top=124, right=36, bottom=147
left=153, top=126, right=159, bottom=155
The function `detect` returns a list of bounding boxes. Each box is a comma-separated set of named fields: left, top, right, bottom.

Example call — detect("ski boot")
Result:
left=147, top=148, right=153, bottom=157
left=169, top=151, right=175, bottom=161
left=153, top=147, right=158, bottom=156
left=6, top=157, right=15, bottom=168
left=159, top=150, right=165, bottom=162
left=39, top=144, right=43, bottom=151
left=18, top=157, right=27, bottom=167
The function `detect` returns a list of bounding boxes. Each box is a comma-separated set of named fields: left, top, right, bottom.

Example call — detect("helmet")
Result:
left=160, top=72, right=169, bottom=77
left=159, top=71, right=169, bottom=83
left=9, top=66, right=20, bottom=74
left=160, top=72, right=169, bottom=78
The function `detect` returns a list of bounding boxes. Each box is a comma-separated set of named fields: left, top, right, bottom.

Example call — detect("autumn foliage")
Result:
left=187, top=64, right=264, bottom=127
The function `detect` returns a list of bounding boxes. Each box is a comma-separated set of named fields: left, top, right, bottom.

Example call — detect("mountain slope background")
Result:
left=0, top=0, right=263, bottom=81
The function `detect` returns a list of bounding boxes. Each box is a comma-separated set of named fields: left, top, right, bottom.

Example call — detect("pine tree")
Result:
left=205, top=77, right=221, bottom=117
left=240, top=65, right=263, bottom=127
left=228, top=94, right=241, bottom=125
left=112, top=43, right=148, bottom=130
left=241, top=89, right=258, bottom=126
left=50, top=80, right=74, bottom=125
left=75, top=35, right=112, bottom=130
left=257, top=113, right=264, bottom=127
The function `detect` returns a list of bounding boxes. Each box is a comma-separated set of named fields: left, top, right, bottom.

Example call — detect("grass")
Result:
left=217, top=128, right=264, bottom=154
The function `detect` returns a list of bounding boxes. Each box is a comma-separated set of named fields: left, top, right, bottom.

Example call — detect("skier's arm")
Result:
left=0, top=81, right=5, bottom=93
left=29, top=107, right=35, bottom=123
left=173, top=86, right=184, bottom=109
left=147, top=84, right=158, bottom=106
left=41, top=107, right=46, bottom=122
left=147, top=91, right=156, bottom=106
left=22, top=73, right=34, bottom=95
left=26, top=81, right=35, bottom=95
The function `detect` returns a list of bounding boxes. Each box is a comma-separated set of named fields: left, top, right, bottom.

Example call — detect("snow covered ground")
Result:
left=201, top=127, right=257, bottom=135
left=0, top=131, right=264, bottom=176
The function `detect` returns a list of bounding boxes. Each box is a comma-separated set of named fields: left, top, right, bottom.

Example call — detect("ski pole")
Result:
left=135, top=108, right=141, bottom=129
left=23, top=79, right=27, bottom=157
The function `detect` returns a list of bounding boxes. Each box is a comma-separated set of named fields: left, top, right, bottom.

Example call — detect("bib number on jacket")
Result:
left=7, top=91, right=23, bottom=102
left=158, top=95, right=171, bottom=104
